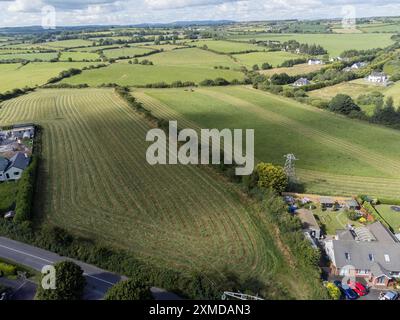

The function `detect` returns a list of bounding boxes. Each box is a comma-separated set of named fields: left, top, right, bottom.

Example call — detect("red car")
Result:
left=349, top=281, right=368, bottom=296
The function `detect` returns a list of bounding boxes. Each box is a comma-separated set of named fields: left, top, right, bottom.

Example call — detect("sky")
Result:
left=0, top=0, right=399, bottom=27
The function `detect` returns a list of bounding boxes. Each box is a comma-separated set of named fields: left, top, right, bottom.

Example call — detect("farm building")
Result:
left=292, top=78, right=311, bottom=87
left=0, top=152, right=30, bottom=182
left=297, top=209, right=321, bottom=239
left=308, top=59, right=323, bottom=65
left=324, top=222, right=400, bottom=287
left=367, top=71, right=388, bottom=84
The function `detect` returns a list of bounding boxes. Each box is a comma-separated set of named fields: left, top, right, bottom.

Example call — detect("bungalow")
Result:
left=351, top=62, right=367, bottom=70
left=297, top=209, right=321, bottom=239
left=320, top=197, right=335, bottom=210
left=324, top=222, right=400, bottom=287
left=292, top=78, right=310, bottom=87
left=367, top=72, right=388, bottom=84
left=344, top=199, right=360, bottom=211
left=0, top=152, right=30, bottom=181
left=308, top=59, right=323, bottom=65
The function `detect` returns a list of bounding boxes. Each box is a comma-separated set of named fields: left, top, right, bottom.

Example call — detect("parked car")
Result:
left=0, top=288, right=12, bottom=300
left=349, top=281, right=368, bottom=296
left=4, top=211, right=15, bottom=219
left=334, top=280, right=358, bottom=300
left=379, top=291, right=399, bottom=300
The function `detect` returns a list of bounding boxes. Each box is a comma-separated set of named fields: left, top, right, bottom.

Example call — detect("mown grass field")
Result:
left=102, top=46, right=155, bottom=59
left=261, top=63, right=324, bottom=77
left=232, top=51, right=305, bottom=68
left=61, top=62, right=245, bottom=86
left=59, top=51, right=100, bottom=61
left=0, top=88, right=321, bottom=299
left=192, top=40, right=265, bottom=53
left=228, top=33, right=395, bottom=56
left=135, top=86, right=400, bottom=199
left=0, top=62, right=93, bottom=93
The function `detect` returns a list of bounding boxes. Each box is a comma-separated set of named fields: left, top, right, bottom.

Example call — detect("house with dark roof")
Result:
left=0, top=152, right=30, bottom=181
left=324, top=222, right=400, bottom=287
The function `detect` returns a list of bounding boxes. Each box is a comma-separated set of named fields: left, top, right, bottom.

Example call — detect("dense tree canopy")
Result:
left=328, top=94, right=361, bottom=115
left=36, top=261, right=86, bottom=300
left=104, top=279, right=153, bottom=300
left=255, top=163, right=288, bottom=194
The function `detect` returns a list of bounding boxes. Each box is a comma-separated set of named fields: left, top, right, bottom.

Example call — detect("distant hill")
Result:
left=0, top=20, right=235, bottom=35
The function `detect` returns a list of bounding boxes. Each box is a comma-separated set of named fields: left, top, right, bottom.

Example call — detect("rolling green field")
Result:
left=134, top=86, right=400, bottom=198
left=40, top=39, right=94, bottom=48
left=0, top=88, right=321, bottom=299
left=192, top=40, right=265, bottom=53
left=136, top=47, right=239, bottom=69
left=358, top=23, right=400, bottom=33
left=102, top=46, right=155, bottom=59
left=232, top=51, right=305, bottom=68
left=308, top=79, right=400, bottom=107
left=59, top=51, right=100, bottom=61
left=0, top=52, right=58, bottom=61
left=61, top=62, right=245, bottom=86
left=228, top=33, right=395, bottom=56
left=0, top=62, right=93, bottom=93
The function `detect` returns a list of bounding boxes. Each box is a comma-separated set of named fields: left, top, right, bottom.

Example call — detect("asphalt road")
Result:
left=0, top=236, right=126, bottom=300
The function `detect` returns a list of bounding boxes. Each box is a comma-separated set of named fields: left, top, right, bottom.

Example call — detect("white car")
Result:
left=379, top=291, right=399, bottom=300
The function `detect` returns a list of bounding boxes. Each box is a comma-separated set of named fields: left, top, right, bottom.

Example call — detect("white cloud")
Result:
left=8, top=0, right=43, bottom=12
left=144, top=0, right=239, bottom=10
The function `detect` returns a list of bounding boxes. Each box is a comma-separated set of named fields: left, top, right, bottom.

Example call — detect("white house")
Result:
left=0, top=152, right=30, bottom=181
left=351, top=62, right=367, bottom=70
left=308, top=59, right=323, bottom=65
left=292, top=78, right=311, bottom=87
left=368, top=72, right=388, bottom=84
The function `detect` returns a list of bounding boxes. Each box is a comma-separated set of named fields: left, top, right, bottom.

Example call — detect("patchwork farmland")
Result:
left=0, top=88, right=321, bottom=299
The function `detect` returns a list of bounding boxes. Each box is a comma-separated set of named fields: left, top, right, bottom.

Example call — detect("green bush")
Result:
left=105, top=278, right=153, bottom=300
left=0, top=262, right=17, bottom=276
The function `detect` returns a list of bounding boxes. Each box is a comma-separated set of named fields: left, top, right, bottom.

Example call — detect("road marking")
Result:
left=0, top=243, right=117, bottom=286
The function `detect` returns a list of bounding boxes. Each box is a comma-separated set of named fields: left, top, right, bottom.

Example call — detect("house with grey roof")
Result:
left=324, top=222, right=400, bottom=287
left=0, top=152, right=30, bottom=182
left=297, top=209, right=321, bottom=239
left=292, top=78, right=310, bottom=87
